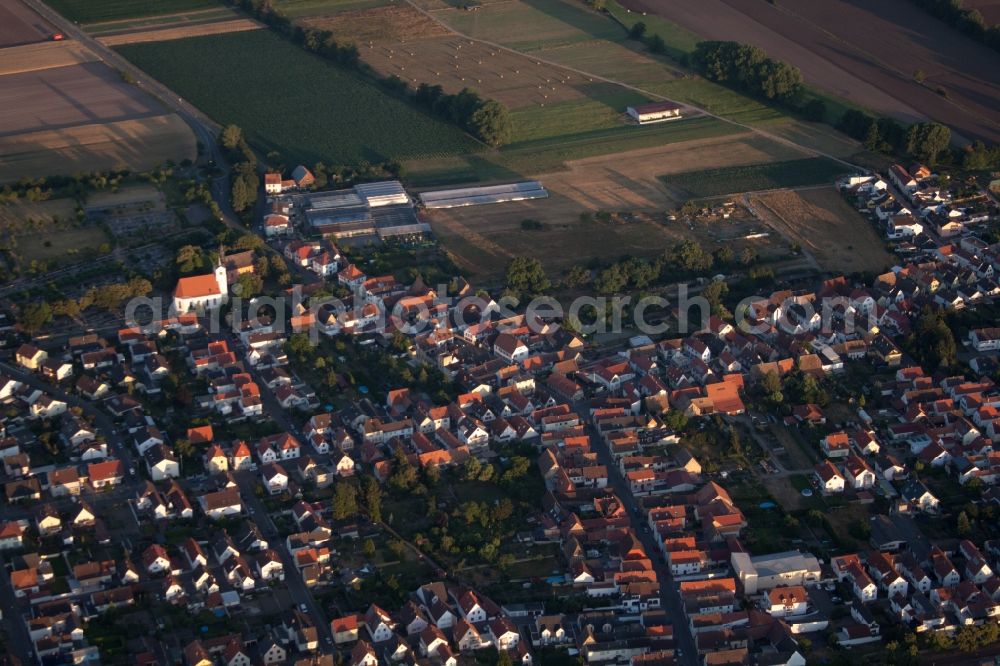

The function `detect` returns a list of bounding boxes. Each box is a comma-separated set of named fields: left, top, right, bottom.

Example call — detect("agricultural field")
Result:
left=404, top=115, right=742, bottom=185
left=273, top=0, right=390, bottom=18
left=0, top=44, right=195, bottom=182
left=749, top=187, right=895, bottom=275
left=44, top=0, right=221, bottom=24
left=97, top=19, right=262, bottom=46
left=0, top=62, right=163, bottom=134
left=0, top=115, right=196, bottom=183
left=0, top=0, right=54, bottom=48
left=660, top=157, right=849, bottom=199
left=425, top=132, right=802, bottom=279
left=116, top=29, right=480, bottom=164
left=622, top=0, right=1000, bottom=143
left=438, top=0, right=623, bottom=51
left=0, top=40, right=96, bottom=75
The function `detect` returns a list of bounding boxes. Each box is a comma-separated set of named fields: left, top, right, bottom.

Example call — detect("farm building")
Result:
left=419, top=181, right=549, bottom=209
left=626, top=102, right=682, bottom=124
left=290, top=180, right=423, bottom=243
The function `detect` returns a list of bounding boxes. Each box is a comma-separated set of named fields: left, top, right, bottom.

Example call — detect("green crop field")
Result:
left=46, top=0, right=222, bottom=24
left=443, top=0, right=623, bottom=51
left=509, top=85, right=651, bottom=142
left=661, top=157, right=848, bottom=198
left=272, top=0, right=390, bottom=18
left=116, top=30, right=479, bottom=165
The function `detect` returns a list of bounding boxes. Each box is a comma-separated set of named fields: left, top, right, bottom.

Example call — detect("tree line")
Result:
left=691, top=41, right=804, bottom=102
left=220, top=125, right=260, bottom=216
left=838, top=105, right=1000, bottom=171
left=907, top=0, right=1000, bottom=54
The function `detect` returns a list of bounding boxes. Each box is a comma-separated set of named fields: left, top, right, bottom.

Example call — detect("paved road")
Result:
left=578, top=409, right=698, bottom=665
left=234, top=470, right=335, bottom=648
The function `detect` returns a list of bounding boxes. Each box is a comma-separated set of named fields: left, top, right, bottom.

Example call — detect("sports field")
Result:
left=116, top=29, right=480, bottom=164
left=45, top=0, right=221, bottom=24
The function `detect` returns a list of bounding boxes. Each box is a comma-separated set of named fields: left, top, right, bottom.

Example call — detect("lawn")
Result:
left=661, top=157, right=847, bottom=198
left=46, top=0, right=221, bottom=24
left=116, top=30, right=480, bottom=165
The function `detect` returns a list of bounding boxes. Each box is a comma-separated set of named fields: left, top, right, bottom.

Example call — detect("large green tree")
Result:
left=470, top=100, right=513, bottom=147
left=905, top=122, right=951, bottom=164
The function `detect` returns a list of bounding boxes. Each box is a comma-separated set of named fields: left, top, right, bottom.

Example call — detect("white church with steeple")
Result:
left=172, top=249, right=229, bottom=313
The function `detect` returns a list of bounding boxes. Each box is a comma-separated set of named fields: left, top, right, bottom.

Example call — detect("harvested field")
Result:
left=349, top=32, right=610, bottom=111
left=0, top=0, right=54, bottom=47
left=0, top=62, right=163, bottom=136
left=45, top=0, right=220, bottom=24
left=0, top=115, right=196, bottom=182
left=97, top=19, right=263, bottom=46
left=661, top=158, right=849, bottom=200
left=116, top=29, right=478, bottom=164
left=0, top=40, right=96, bottom=75
left=621, top=0, right=1000, bottom=143
left=749, top=187, right=894, bottom=275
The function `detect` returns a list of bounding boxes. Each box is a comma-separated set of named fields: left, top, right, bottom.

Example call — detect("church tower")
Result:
left=215, top=247, right=229, bottom=299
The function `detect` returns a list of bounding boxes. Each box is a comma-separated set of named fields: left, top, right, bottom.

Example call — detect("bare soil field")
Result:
left=749, top=187, right=894, bottom=275
left=0, top=40, right=96, bottom=75
left=0, top=115, right=196, bottom=182
left=0, top=62, right=164, bottom=136
left=97, top=19, right=262, bottom=45
left=0, top=0, right=54, bottom=47
left=622, top=0, right=1000, bottom=143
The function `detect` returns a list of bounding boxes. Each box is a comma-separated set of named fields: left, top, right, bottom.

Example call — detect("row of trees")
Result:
left=220, top=125, right=260, bottom=215
left=837, top=110, right=954, bottom=165
left=691, top=40, right=804, bottom=101
left=224, top=0, right=512, bottom=147
left=20, top=277, right=154, bottom=332
left=519, top=239, right=757, bottom=297
left=907, top=0, right=1000, bottom=54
